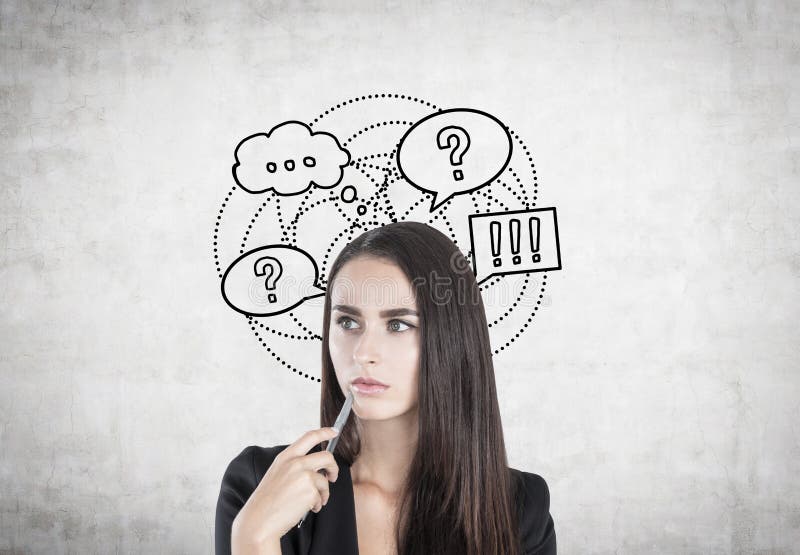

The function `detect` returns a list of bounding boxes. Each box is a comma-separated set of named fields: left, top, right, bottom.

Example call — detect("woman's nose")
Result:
left=353, top=326, right=381, bottom=365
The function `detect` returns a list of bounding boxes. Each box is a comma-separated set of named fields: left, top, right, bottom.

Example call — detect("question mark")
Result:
left=253, top=256, right=283, bottom=303
left=436, top=126, right=471, bottom=181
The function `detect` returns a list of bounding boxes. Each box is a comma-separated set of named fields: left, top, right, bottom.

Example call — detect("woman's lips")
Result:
left=351, top=383, right=390, bottom=395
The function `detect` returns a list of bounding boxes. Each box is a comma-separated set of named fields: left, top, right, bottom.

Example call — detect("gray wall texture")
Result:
left=1, top=1, right=799, bottom=553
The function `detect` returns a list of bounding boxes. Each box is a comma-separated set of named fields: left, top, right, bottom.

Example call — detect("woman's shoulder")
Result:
left=509, top=467, right=550, bottom=508
left=221, top=444, right=292, bottom=487
left=222, top=444, right=344, bottom=492
left=508, top=467, right=557, bottom=555
left=215, top=445, right=294, bottom=555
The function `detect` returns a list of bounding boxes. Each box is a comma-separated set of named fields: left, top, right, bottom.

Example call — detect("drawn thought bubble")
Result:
left=233, top=121, right=350, bottom=196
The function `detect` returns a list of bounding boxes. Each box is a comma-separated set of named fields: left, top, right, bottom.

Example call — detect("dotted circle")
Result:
left=213, top=94, right=552, bottom=381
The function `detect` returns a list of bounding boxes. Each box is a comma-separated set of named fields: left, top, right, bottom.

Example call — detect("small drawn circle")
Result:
left=284, top=159, right=295, bottom=171
left=340, top=185, right=358, bottom=204
left=303, top=156, right=316, bottom=167
left=266, top=162, right=277, bottom=173
left=356, top=204, right=367, bottom=216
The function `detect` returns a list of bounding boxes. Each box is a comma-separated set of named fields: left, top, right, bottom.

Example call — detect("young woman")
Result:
left=216, top=221, right=556, bottom=555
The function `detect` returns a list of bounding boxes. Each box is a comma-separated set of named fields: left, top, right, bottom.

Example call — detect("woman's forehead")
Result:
left=330, top=257, right=416, bottom=308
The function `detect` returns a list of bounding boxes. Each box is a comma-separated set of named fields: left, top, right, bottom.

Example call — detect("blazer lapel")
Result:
left=307, top=446, right=360, bottom=555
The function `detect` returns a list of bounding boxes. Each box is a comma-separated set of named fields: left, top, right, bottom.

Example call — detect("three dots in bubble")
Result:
left=266, top=157, right=317, bottom=173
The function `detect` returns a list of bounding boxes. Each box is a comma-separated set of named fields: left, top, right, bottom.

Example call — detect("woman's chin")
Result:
left=353, top=406, right=397, bottom=421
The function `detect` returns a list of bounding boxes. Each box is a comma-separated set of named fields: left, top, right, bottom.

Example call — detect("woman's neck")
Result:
left=351, top=407, right=418, bottom=497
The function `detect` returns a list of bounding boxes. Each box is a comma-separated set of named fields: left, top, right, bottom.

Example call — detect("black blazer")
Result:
left=215, top=443, right=556, bottom=554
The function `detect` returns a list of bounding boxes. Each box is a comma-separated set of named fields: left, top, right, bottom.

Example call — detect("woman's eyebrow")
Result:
left=331, top=304, right=419, bottom=318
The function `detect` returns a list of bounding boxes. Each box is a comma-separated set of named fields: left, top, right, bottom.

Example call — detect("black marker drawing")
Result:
left=436, top=126, right=470, bottom=182
left=468, top=207, right=561, bottom=285
left=397, top=108, right=513, bottom=212
left=211, top=93, right=563, bottom=380
left=221, top=245, right=326, bottom=317
left=253, top=256, right=282, bottom=304
left=232, top=121, right=351, bottom=196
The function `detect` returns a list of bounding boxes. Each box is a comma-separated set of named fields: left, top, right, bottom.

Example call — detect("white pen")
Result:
left=297, top=388, right=354, bottom=528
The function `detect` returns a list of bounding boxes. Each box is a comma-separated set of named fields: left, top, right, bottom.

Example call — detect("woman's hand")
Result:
left=231, top=427, right=340, bottom=549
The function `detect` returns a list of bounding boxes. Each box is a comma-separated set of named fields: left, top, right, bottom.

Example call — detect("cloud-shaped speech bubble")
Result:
left=232, top=121, right=351, bottom=196
left=397, top=109, right=512, bottom=212
left=221, top=245, right=326, bottom=316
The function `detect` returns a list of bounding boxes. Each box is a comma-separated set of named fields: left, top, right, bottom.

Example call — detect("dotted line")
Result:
left=507, top=129, right=538, bottom=199
left=237, top=195, right=321, bottom=341
left=234, top=191, right=334, bottom=351
left=435, top=210, right=459, bottom=248
left=352, top=158, right=398, bottom=226
left=310, top=94, right=439, bottom=127
left=493, top=129, right=548, bottom=355
left=469, top=189, right=481, bottom=214
left=288, top=313, right=322, bottom=338
left=318, top=221, right=364, bottom=285
left=351, top=155, right=392, bottom=203
left=493, top=275, right=548, bottom=355
left=497, top=177, right=530, bottom=209
left=377, top=169, right=398, bottom=223
left=465, top=248, right=474, bottom=266
left=475, top=185, right=509, bottom=212
left=213, top=184, right=238, bottom=279
left=353, top=152, right=393, bottom=163
left=424, top=197, right=455, bottom=233
left=479, top=275, right=503, bottom=290
left=251, top=317, right=319, bottom=341
left=287, top=187, right=318, bottom=242
left=276, top=196, right=289, bottom=243
left=288, top=193, right=337, bottom=233
left=487, top=275, right=531, bottom=328
left=357, top=150, right=398, bottom=223
left=331, top=197, right=357, bottom=227
left=248, top=316, right=319, bottom=382
left=251, top=311, right=320, bottom=347
left=343, top=120, right=414, bottom=148
left=506, top=167, right=534, bottom=207
left=400, top=197, right=426, bottom=220
left=239, top=196, right=277, bottom=254
left=352, top=158, right=393, bottom=172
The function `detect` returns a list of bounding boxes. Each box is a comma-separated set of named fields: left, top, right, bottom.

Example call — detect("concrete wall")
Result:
left=1, top=1, right=798, bottom=553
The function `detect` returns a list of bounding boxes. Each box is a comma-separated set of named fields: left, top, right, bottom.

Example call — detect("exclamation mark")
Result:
left=490, top=221, right=502, bottom=267
left=509, top=218, right=521, bottom=265
left=529, top=217, right=541, bottom=263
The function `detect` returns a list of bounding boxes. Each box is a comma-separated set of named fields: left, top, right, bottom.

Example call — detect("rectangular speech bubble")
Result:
left=468, top=207, right=562, bottom=285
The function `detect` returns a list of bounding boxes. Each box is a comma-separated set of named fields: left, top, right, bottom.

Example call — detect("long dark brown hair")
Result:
left=320, top=221, right=522, bottom=555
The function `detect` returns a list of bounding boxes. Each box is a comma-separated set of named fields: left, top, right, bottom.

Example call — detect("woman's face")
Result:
left=329, top=255, right=420, bottom=420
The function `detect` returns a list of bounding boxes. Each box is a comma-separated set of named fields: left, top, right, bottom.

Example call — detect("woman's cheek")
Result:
left=328, top=332, right=349, bottom=367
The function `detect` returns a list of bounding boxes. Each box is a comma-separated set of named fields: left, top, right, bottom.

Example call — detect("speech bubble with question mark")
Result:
left=397, top=108, right=512, bottom=212
left=221, top=245, right=326, bottom=316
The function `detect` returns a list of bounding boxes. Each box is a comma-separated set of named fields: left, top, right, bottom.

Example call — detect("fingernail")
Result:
left=330, top=427, right=339, bottom=436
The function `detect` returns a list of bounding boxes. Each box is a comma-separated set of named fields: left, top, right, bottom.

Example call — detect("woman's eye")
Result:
left=337, top=316, right=359, bottom=330
left=388, top=319, right=413, bottom=332
left=336, top=317, right=414, bottom=332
